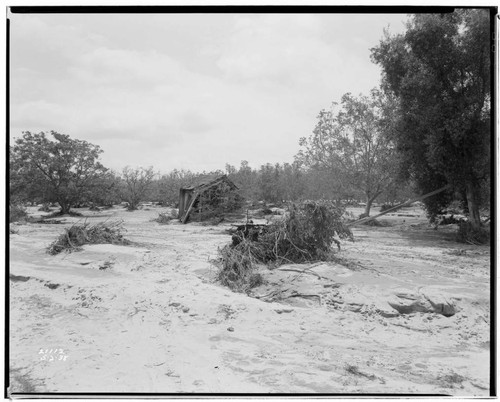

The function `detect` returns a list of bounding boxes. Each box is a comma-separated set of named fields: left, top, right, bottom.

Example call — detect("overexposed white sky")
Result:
left=9, top=11, right=408, bottom=173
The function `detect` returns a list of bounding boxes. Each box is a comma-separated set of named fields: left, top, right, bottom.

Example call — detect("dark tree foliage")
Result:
left=371, top=10, right=491, bottom=227
left=190, top=181, right=245, bottom=222
left=225, top=161, right=305, bottom=204
left=155, top=169, right=198, bottom=206
left=10, top=131, right=109, bottom=214
left=89, top=171, right=122, bottom=207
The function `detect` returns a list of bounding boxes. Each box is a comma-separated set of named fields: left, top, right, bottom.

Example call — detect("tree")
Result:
left=280, top=162, right=305, bottom=201
left=297, top=90, right=397, bottom=216
left=258, top=163, right=281, bottom=203
left=10, top=131, right=109, bottom=214
left=121, top=166, right=157, bottom=210
left=236, top=160, right=259, bottom=201
left=371, top=9, right=491, bottom=228
left=156, top=169, right=196, bottom=206
left=88, top=171, right=122, bottom=207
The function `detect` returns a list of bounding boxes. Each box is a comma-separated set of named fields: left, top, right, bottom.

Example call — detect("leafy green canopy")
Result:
left=371, top=10, right=491, bottom=223
left=10, top=131, right=109, bottom=213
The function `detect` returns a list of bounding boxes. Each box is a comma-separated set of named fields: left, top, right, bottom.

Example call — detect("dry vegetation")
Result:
left=217, top=200, right=353, bottom=291
left=154, top=210, right=177, bottom=224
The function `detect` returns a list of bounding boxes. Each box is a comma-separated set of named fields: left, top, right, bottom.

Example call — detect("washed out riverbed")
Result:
left=8, top=205, right=491, bottom=395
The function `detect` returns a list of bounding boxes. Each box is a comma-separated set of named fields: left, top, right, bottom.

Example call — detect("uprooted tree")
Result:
left=371, top=9, right=491, bottom=230
left=10, top=131, right=109, bottom=214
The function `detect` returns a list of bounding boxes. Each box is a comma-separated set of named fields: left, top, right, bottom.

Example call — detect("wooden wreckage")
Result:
left=178, top=175, right=244, bottom=224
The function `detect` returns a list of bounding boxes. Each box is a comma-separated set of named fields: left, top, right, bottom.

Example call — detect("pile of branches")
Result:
left=155, top=212, right=173, bottom=224
left=155, top=210, right=178, bottom=224
left=192, top=184, right=244, bottom=222
left=217, top=200, right=353, bottom=291
left=47, top=220, right=130, bottom=255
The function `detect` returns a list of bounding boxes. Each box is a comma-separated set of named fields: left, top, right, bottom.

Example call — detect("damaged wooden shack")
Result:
left=178, top=175, right=244, bottom=223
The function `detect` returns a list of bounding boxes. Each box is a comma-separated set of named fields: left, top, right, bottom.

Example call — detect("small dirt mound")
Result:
left=44, top=283, right=60, bottom=290
left=10, top=274, right=31, bottom=282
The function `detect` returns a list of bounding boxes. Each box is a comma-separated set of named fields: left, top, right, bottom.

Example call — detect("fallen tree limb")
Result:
left=276, top=267, right=325, bottom=280
left=283, top=293, right=322, bottom=305
left=253, top=287, right=290, bottom=300
left=348, top=184, right=451, bottom=227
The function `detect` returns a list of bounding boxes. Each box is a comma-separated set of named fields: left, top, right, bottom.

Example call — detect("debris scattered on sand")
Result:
left=47, top=220, right=130, bottom=255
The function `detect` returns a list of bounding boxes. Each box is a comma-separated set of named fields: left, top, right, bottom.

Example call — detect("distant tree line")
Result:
left=9, top=130, right=413, bottom=215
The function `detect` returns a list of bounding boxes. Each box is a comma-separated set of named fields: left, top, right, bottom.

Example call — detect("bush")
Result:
left=155, top=210, right=179, bottom=224
left=438, top=214, right=462, bottom=225
left=155, top=212, right=172, bottom=224
left=456, top=221, right=489, bottom=245
left=38, top=204, right=51, bottom=212
left=126, top=203, right=138, bottom=211
left=47, top=220, right=130, bottom=255
left=10, top=204, right=27, bottom=223
left=217, top=200, right=353, bottom=291
left=380, top=203, right=393, bottom=212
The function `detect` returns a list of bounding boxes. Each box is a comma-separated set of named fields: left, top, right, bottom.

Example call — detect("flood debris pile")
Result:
left=155, top=210, right=177, bottom=224
left=47, top=220, right=130, bottom=255
left=217, top=200, right=353, bottom=292
left=178, top=175, right=244, bottom=224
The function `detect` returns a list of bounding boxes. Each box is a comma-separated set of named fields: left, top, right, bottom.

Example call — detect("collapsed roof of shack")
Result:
left=178, top=175, right=243, bottom=223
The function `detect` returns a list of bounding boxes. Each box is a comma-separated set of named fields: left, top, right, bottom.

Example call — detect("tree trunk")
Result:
left=59, top=202, right=71, bottom=215
left=364, top=192, right=380, bottom=216
left=465, top=180, right=482, bottom=229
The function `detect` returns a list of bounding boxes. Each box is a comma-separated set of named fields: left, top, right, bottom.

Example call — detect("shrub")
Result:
left=38, top=204, right=51, bottom=212
left=156, top=213, right=171, bottom=224
left=380, top=203, right=393, bottom=212
left=363, top=218, right=386, bottom=227
left=154, top=209, right=178, bottom=224
left=217, top=200, right=353, bottom=291
left=47, top=220, right=130, bottom=255
left=456, top=221, right=489, bottom=245
left=438, top=214, right=462, bottom=225
left=10, top=204, right=27, bottom=223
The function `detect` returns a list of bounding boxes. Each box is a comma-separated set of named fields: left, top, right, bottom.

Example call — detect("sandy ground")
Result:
left=8, top=205, right=491, bottom=395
